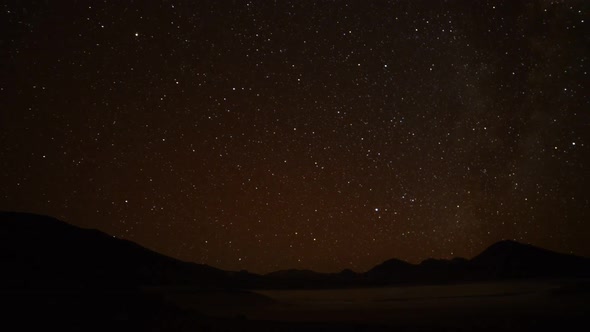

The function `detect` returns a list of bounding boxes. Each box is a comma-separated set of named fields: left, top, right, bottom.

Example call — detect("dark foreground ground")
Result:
left=1, top=279, right=590, bottom=331
left=3, top=278, right=589, bottom=331
left=145, top=278, right=589, bottom=331
left=249, top=279, right=590, bottom=331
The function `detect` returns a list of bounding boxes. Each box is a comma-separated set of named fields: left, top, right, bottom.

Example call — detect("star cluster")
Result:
left=1, top=0, right=588, bottom=273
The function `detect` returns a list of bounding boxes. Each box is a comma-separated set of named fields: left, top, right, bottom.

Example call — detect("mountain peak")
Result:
left=366, top=258, right=416, bottom=281
left=489, top=239, right=525, bottom=248
left=378, top=258, right=413, bottom=267
left=473, top=240, right=543, bottom=261
left=470, top=239, right=590, bottom=278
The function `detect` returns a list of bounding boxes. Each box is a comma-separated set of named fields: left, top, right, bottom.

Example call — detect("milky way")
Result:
left=1, top=1, right=588, bottom=273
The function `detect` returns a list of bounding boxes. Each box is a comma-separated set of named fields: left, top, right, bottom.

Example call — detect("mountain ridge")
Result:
left=1, top=211, right=588, bottom=290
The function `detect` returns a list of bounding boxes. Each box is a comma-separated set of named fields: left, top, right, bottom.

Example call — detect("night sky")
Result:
left=1, top=0, right=588, bottom=273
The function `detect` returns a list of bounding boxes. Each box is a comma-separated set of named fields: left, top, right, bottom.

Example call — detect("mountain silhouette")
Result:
left=2, top=211, right=589, bottom=331
left=1, top=211, right=588, bottom=290
left=470, top=239, right=590, bottom=278
left=0, top=211, right=261, bottom=290
left=0, top=212, right=277, bottom=331
left=264, top=268, right=367, bottom=288
left=366, top=258, right=418, bottom=283
left=364, top=240, right=590, bottom=284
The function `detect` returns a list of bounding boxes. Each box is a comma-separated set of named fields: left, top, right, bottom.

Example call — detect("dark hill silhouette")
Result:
left=266, top=269, right=325, bottom=279
left=364, top=240, right=590, bottom=285
left=264, top=268, right=366, bottom=288
left=0, top=211, right=263, bottom=290
left=366, top=258, right=418, bottom=283
left=2, top=211, right=589, bottom=331
left=0, top=212, right=276, bottom=331
left=470, top=239, right=590, bottom=278
left=1, top=211, right=589, bottom=290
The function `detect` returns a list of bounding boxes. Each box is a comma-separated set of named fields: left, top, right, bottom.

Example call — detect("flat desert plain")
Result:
left=154, top=278, right=589, bottom=330
left=247, top=279, right=590, bottom=329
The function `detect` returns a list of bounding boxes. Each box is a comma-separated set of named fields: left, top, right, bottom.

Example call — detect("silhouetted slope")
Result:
left=470, top=239, right=590, bottom=278
left=266, top=269, right=326, bottom=279
left=0, top=212, right=281, bottom=331
left=365, top=240, right=590, bottom=285
left=417, top=257, right=472, bottom=282
left=366, top=258, right=418, bottom=283
left=2, top=212, right=588, bottom=291
left=263, top=269, right=363, bottom=288
left=0, top=212, right=249, bottom=290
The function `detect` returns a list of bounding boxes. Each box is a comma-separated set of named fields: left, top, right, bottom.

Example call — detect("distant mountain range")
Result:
left=1, top=211, right=589, bottom=291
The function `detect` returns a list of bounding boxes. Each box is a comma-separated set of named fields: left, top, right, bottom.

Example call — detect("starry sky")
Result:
left=1, top=0, right=588, bottom=273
